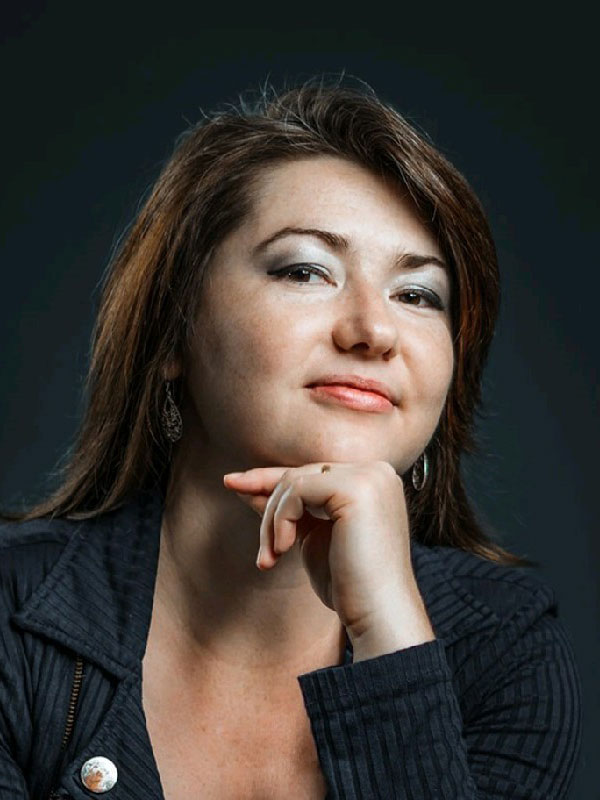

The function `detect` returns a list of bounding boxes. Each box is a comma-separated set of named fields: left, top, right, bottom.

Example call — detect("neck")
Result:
left=153, top=458, right=347, bottom=677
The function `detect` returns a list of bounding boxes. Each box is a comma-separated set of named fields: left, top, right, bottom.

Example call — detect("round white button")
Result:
left=80, top=756, right=118, bottom=793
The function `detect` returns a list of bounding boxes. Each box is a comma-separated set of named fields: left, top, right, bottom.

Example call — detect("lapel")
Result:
left=11, top=485, right=499, bottom=799
left=11, top=486, right=166, bottom=798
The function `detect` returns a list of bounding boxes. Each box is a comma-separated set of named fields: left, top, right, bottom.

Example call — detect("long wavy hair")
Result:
left=1, top=75, right=535, bottom=568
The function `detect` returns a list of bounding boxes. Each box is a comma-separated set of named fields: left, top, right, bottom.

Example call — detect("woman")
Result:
left=0, top=78, right=582, bottom=799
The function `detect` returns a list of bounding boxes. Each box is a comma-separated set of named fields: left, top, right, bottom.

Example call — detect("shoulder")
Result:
left=0, top=515, right=75, bottom=547
left=416, top=543, right=581, bottom=708
left=0, top=515, right=77, bottom=561
left=0, top=517, right=89, bottom=776
left=430, top=544, right=557, bottom=620
left=411, top=539, right=562, bottom=649
left=0, top=516, right=79, bottom=610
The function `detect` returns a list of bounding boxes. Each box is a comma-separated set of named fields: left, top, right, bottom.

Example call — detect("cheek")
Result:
left=195, top=292, right=306, bottom=384
left=403, top=323, right=454, bottom=403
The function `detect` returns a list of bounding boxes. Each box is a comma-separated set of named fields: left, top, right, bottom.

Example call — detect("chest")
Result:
left=142, top=670, right=329, bottom=800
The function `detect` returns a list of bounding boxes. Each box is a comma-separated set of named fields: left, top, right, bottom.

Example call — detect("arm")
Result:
left=297, top=608, right=582, bottom=799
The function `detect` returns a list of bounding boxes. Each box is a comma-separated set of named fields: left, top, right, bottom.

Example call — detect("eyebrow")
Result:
left=251, top=226, right=448, bottom=273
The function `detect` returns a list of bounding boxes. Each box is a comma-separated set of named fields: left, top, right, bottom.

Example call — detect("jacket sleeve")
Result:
left=297, top=606, right=582, bottom=799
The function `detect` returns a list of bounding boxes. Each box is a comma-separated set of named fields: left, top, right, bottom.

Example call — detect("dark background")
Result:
left=1, top=3, right=597, bottom=796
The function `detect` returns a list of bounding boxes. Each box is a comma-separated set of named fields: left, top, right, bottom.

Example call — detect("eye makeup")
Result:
left=266, top=262, right=447, bottom=310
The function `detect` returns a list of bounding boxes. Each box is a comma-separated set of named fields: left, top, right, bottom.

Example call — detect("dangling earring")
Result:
left=161, top=380, right=183, bottom=443
left=411, top=450, right=429, bottom=491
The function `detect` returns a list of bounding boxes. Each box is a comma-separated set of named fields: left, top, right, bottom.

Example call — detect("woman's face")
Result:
left=177, top=155, right=454, bottom=477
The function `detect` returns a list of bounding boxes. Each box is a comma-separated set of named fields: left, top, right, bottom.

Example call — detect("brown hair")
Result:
left=1, top=75, right=536, bottom=568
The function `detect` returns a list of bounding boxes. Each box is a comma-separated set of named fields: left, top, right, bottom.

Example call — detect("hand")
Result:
left=223, top=460, right=434, bottom=647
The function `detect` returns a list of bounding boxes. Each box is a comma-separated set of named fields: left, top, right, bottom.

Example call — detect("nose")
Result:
left=331, top=280, right=399, bottom=358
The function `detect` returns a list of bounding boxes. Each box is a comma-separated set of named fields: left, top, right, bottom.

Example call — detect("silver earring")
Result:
left=411, top=450, right=429, bottom=491
left=161, top=380, right=183, bottom=443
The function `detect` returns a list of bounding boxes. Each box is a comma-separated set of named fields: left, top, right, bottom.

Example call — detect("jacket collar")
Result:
left=11, top=486, right=164, bottom=680
left=11, top=484, right=500, bottom=681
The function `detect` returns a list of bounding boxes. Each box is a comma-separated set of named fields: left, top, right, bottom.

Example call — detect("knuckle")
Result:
left=354, top=461, right=396, bottom=498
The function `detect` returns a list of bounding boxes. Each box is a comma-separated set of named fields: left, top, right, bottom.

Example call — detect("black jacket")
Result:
left=0, top=487, right=582, bottom=799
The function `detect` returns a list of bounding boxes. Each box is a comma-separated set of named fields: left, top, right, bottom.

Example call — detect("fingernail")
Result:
left=224, top=472, right=244, bottom=480
left=256, top=547, right=263, bottom=569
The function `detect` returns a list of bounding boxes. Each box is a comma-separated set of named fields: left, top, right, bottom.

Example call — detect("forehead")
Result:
left=244, top=155, right=441, bottom=256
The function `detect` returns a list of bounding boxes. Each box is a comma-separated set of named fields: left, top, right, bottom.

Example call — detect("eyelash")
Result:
left=268, top=264, right=444, bottom=310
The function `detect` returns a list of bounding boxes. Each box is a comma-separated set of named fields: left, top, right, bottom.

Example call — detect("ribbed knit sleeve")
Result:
left=297, top=607, right=582, bottom=799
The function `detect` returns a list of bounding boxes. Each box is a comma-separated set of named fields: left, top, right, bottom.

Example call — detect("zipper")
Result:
left=48, top=654, right=85, bottom=800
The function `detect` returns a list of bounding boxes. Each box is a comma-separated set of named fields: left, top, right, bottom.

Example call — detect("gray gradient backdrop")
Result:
left=1, top=4, right=597, bottom=797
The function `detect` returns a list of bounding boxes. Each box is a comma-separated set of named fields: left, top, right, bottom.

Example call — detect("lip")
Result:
left=306, top=374, right=397, bottom=405
left=308, top=384, right=393, bottom=413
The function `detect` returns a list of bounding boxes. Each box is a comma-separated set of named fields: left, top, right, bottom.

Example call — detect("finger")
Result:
left=273, top=487, right=305, bottom=556
left=226, top=465, right=342, bottom=570
left=261, top=471, right=343, bottom=569
left=223, top=468, right=290, bottom=495
left=230, top=492, right=275, bottom=571
left=224, top=463, right=338, bottom=494
left=258, top=478, right=291, bottom=569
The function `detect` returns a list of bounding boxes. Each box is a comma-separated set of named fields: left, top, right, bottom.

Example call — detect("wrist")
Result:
left=348, top=589, right=436, bottom=663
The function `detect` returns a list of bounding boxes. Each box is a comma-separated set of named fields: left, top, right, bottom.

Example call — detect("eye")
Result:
left=267, top=265, right=444, bottom=310
left=267, top=264, right=328, bottom=283
left=396, top=288, right=444, bottom=310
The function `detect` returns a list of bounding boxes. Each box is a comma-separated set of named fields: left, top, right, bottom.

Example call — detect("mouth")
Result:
left=306, top=384, right=394, bottom=413
left=305, top=374, right=396, bottom=405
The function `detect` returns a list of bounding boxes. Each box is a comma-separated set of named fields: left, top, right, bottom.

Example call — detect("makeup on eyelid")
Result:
left=265, top=262, right=447, bottom=310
